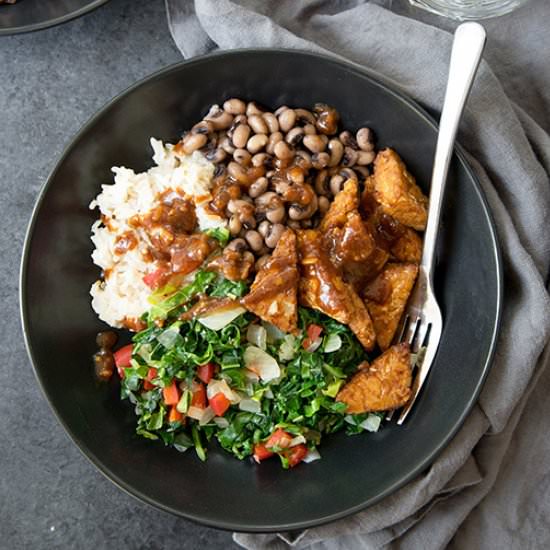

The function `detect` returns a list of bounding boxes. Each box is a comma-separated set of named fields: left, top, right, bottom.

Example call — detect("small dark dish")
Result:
left=20, top=50, right=502, bottom=531
left=0, top=0, right=108, bottom=35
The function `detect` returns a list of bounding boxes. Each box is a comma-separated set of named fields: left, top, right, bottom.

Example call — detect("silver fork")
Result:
left=395, top=22, right=487, bottom=425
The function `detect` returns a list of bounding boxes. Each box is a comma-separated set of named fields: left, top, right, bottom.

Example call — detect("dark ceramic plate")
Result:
left=20, top=50, right=502, bottom=532
left=0, top=0, right=108, bottom=35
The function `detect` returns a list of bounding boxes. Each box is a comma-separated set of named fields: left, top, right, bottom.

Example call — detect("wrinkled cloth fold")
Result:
left=165, top=1, right=550, bottom=548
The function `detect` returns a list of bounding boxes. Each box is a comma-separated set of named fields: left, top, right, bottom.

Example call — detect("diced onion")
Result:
left=360, top=413, right=382, bottom=432
left=323, top=333, right=342, bottom=353
left=157, top=328, right=181, bottom=349
left=278, top=334, right=297, bottom=361
left=199, top=407, right=216, bottom=426
left=207, top=379, right=241, bottom=404
left=302, top=448, right=321, bottom=463
left=263, top=322, right=285, bottom=343
left=238, top=399, right=262, bottom=414
left=244, top=371, right=260, bottom=383
left=244, top=346, right=281, bottom=381
left=187, top=405, right=215, bottom=425
left=305, top=336, right=323, bottom=353
left=197, top=305, right=246, bottom=331
left=289, top=435, right=306, bottom=447
left=136, top=343, right=152, bottom=361
left=213, top=417, right=230, bottom=429
left=246, top=324, right=267, bottom=350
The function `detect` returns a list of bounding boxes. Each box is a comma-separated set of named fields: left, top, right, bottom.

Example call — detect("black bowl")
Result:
left=0, top=0, right=108, bottom=35
left=20, top=49, right=502, bottom=531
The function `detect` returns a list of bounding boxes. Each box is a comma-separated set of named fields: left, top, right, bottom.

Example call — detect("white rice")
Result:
left=90, top=138, right=225, bottom=328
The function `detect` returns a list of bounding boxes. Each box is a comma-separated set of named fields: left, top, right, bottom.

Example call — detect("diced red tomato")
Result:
left=113, top=344, right=133, bottom=378
left=303, top=324, right=323, bottom=350
left=197, top=362, right=217, bottom=384
left=307, top=324, right=323, bottom=340
left=142, top=267, right=169, bottom=290
left=266, top=428, right=293, bottom=450
left=282, top=444, right=308, bottom=468
left=253, top=443, right=275, bottom=463
left=168, top=405, right=184, bottom=424
left=162, top=380, right=180, bottom=406
left=191, top=382, right=207, bottom=409
left=209, top=392, right=230, bottom=417
left=143, top=367, right=158, bottom=391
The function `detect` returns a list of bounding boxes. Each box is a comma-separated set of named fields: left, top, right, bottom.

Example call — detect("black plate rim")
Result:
left=0, top=0, right=109, bottom=36
left=19, top=48, right=503, bottom=532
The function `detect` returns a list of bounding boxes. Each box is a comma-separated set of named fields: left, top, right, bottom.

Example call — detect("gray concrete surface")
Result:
left=0, top=0, right=237, bottom=547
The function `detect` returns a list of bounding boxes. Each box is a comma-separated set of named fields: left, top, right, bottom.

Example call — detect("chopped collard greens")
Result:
left=118, top=271, right=383, bottom=468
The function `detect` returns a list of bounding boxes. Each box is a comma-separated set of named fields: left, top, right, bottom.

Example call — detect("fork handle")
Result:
left=421, top=23, right=486, bottom=277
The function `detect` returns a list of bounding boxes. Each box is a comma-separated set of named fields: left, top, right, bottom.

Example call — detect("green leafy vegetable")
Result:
left=119, top=272, right=381, bottom=468
left=205, top=226, right=230, bottom=247
left=210, top=278, right=248, bottom=299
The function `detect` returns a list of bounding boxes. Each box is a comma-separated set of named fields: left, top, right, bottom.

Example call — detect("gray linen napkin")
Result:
left=165, top=1, right=550, bottom=548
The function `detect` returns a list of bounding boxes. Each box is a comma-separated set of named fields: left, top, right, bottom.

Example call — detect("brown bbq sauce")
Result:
left=127, top=193, right=216, bottom=278
left=93, top=330, right=118, bottom=381
left=207, top=246, right=254, bottom=282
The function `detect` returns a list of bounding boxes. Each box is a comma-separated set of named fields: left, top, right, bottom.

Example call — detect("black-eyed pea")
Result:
left=258, top=220, right=271, bottom=238
left=223, top=98, right=247, bottom=115
left=204, top=106, right=234, bottom=130
left=220, top=136, right=236, bottom=154
left=294, top=108, right=316, bottom=125
left=249, top=177, right=269, bottom=198
left=273, top=140, right=294, bottom=160
left=356, top=150, right=376, bottom=166
left=248, top=114, right=268, bottom=134
left=232, top=124, right=251, bottom=149
left=328, top=138, right=344, bottom=167
left=303, top=134, right=327, bottom=153
left=294, top=150, right=312, bottom=171
left=265, top=223, right=285, bottom=248
left=251, top=153, right=273, bottom=168
left=191, top=120, right=214, bottom=135
left=339, top=130, right=358, bottom=149
left=182, top=133, right=208, bottom=154
left=278, top=108, right=297, bottom=132
left=266, top=202, right=286, bottom=224
left=266, top=131, right=283, bottom=155
left=313, top=103, right=340, bottom=135
left=262, top=113, right=279, bottom=133
left=356, top=127, right=375, bottom=151
left=342, top=147, right=358, bottom=167
left=311, top=152, right=330, bottom=170
left=330, top=174, right=345, bottom=196
left=229, top=215, right=242, bottom=236
left=255, top=254, right=271, bottom=271
left=285, top=127, right=305, bottom=146
left=247, top=134, right=268, bottom=154
left=354, top=166, right=370, bottom=178
left=244, top=230, right=264, bottom=252
left=233, top=148, right=252, bottom=166
left=315, top=169, right=330, bottom=195
left=205, top=148, right=227, bottom=163
left=246, top=101, right=265, bottom=116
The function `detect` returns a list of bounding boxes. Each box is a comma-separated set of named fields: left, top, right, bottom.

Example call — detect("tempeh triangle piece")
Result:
left=241, top=229, right=299, bottom=334
left=337, top=343, right=412, bottom=413
left=364, top=263, right=418, bottom=350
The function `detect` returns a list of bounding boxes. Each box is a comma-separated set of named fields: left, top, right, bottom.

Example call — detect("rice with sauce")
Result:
left=89, top=138, right=225, bottom=328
